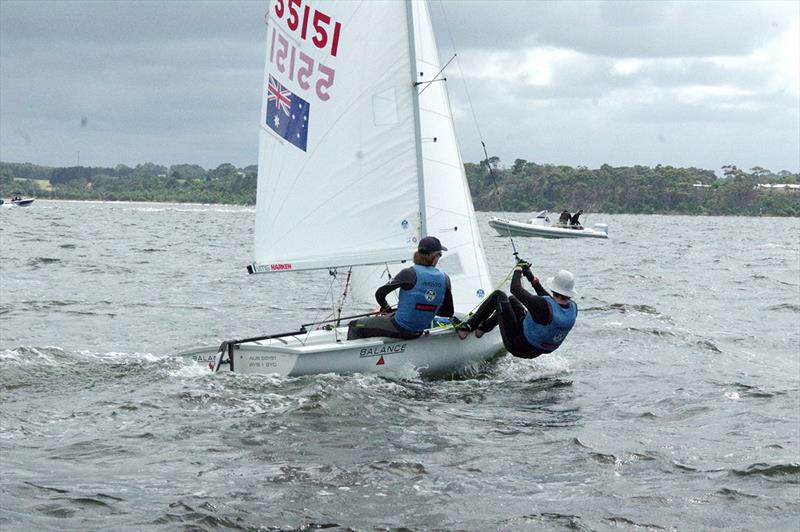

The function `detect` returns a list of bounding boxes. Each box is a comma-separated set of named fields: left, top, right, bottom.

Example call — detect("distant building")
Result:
left=692, top=183, right=711, bottom=188
left=754, top=184, right=800, bottom=193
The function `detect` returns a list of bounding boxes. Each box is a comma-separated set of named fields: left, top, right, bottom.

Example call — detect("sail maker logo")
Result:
left=249, top=263, right=293, bottom=273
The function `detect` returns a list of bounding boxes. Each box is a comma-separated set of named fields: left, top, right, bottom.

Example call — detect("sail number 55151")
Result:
left=270, top=25, right=336, bottom=101
left=273, top=0, right=342, bottom=57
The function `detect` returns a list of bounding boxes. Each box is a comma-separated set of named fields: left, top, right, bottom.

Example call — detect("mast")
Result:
left=405, top=0, right=427, bottom=238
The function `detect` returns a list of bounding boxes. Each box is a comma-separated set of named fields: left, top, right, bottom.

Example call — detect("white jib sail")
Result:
left=253, top=1, right=422, bottom=273
left=412, top=0, right=493, bottom=312
left=348, top=1, right=494, bottom=314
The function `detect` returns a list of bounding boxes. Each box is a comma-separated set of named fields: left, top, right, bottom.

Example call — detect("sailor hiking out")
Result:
left=347, top=236, right=454, bottom=340
left=456, top=260, right=578, bottom=359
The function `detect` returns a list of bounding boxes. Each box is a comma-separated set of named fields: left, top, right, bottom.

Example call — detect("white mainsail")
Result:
left=253, top=0, right=492, bottom=313
left=253, top=1, right=421, bottom=273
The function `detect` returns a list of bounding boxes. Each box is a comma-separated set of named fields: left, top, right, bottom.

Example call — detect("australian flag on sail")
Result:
left=266, top=75, right=310, bottom=152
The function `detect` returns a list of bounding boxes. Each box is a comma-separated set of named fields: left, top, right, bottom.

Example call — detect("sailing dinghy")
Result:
left=176, top=0, right=503, bottom=377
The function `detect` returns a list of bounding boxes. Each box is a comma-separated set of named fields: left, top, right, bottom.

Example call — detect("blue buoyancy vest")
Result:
left=521, top=297, right=577, bottom=353
left=394, top=265, right=446, bottom=332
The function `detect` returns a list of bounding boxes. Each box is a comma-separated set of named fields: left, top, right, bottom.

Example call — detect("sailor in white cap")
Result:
left=457, top=260, right=578, bottom=358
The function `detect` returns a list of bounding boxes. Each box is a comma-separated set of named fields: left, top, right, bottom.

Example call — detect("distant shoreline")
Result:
left=3, top=160, right=798, bottom=216
left=13, top=198, right=798, bottom=217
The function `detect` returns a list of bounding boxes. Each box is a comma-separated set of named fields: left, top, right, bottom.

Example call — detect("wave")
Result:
left=5, top=299, right=120, bottom=318
left=0, top=346, right=162, bottom=368
left=709, top=380, right=783, bottom=399
left=150, top=500, right=256, bottom=529
left=604, top=516, right=668, bottom=530
left=671, top=460, right=726, bottom=474
left=729, top=382, right=780, bottom=399
left=695, top=339, right=722, bottom=353
left=765, top=303, right=800, bottom=312
left=625, top=326, right=677, bottom=338
left=732, top=462, right=800, bottom=481
left=516, top=513, right=587, bottom=530
left=27, top=257, right=61, bottom=268
left=570, top=438, right=658, bottom=466
left=369, top=460, right=428, bottom=477
left=716, top=487, right=759, bottom=499
left=585, top=303, right=659, bottom=315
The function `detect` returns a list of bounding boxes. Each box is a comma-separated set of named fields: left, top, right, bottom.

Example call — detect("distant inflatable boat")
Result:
left=489, top=211, right=609, bottom=239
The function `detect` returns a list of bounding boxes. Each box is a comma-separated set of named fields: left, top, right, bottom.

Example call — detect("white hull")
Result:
left=489, top=217, right=608, bottom=239
left=177, top=326, right=505, bottom=378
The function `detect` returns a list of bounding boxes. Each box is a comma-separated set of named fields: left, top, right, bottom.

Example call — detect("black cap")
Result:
left=418, top=236, right=447, bottom=253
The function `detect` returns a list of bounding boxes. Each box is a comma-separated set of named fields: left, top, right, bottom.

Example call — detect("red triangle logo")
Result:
left=376, top=356, right=385, bottom=365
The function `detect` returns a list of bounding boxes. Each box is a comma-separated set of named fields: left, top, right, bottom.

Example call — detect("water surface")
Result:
left=1, top=201, right=798, bottom=530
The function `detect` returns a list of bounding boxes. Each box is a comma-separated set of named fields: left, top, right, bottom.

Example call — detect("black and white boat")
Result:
left=489, top=211, right=609, bottom=239
left=10, top=193, right=34, bottom=207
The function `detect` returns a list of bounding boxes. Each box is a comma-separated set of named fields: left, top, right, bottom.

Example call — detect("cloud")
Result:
left=0, top=0, right=797, bottom=173
left=433, top=0, right=796, bottom=58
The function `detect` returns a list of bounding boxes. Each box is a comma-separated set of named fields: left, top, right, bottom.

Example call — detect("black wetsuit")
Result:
left=465, top=270, right=567, bottom=358
left=569, top=212, right=582, bottom=226
left=347, top=266, right=454, bottom=340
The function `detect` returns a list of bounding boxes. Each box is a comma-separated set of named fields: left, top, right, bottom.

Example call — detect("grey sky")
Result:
left=1, top=0, right=798, bottom=173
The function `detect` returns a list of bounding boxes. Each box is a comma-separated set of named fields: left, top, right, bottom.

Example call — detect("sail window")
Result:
left=373, top=88, right=399, bottom=126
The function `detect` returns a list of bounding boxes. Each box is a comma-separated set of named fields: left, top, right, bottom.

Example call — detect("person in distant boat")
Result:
left=456, top=261, right=578, bottom=359
left=558, top=210, right=571, bottom=226
left=569, top=209, right=584, bottom=228
left=347, top=236, right=454, bottom=341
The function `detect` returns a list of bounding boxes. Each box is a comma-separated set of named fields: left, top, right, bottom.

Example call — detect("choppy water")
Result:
left=1, top=200, right=799, bottom=531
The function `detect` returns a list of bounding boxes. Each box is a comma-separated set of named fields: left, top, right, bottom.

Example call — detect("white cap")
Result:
left=546, top=270, right=577, bottom=298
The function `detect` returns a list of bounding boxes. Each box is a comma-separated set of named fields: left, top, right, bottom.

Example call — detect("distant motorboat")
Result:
left=489, top=210, right=609, bottom=239
left=10, top=193, right=34, bottom=207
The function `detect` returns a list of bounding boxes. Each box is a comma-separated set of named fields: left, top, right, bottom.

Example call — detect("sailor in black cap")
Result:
left=347, top=236, right=454, bottom=340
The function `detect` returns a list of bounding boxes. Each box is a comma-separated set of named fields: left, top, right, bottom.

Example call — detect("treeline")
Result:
left=465, top=159, right=799, bottom=216
left=1, top=159, right=799, bottom=216
left=0, top=162, right=257, bottom=204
